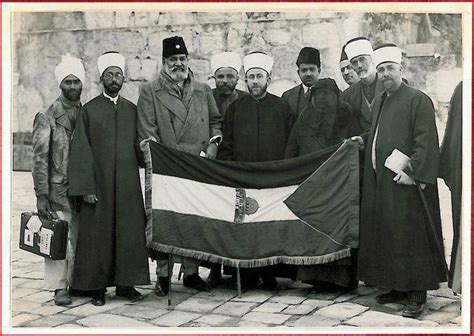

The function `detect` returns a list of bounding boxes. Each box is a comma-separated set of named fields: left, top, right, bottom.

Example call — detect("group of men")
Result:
left=32, top=34, right=457, bottom=319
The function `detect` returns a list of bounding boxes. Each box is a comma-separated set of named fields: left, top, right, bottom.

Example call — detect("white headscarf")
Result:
left=54, top=53, right=85, bottom=84
left=211, top=52, right=242, bottom=74
left=243, top=52, right=274, bottom=74
left=97, top=52, right=125, bottom=77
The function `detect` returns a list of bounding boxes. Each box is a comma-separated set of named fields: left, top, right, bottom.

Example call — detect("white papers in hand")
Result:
left=385, top=149, right=410, bottom=174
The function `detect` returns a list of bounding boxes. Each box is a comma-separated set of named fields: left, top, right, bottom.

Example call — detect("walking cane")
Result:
left=167, top=253, right=172, bottom=306
left=236, top=266, right=242, bottom=298
left=415, top=181, right=451, bottom=280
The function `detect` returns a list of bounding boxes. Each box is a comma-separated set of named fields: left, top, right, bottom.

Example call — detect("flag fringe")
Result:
left=147, top=241, right=351, bottom=268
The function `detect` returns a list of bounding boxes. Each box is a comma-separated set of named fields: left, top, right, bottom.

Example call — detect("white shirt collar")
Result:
left=103, top=91, right=119, bottom=105
left=302, top=84, right=311, bottom=93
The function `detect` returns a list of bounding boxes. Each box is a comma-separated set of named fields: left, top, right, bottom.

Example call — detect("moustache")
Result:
left=171, top=66, right=186, bottom=72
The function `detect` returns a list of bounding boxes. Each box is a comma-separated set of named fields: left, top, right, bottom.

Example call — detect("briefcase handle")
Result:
left=31, top=211, right=61, bottom=222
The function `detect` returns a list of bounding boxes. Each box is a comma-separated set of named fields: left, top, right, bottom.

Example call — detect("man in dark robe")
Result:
left=342, top=37, right=384, bottom=136
left=439, top=81, right=462, bottom=294
left=211, top=51, right=248, bottom=120
left=358, top=44, right=446, bottom=318
left=218, top=52, right=294, bottom=289
left=206, top=51, right=248, bottom=287
left=284, top=73, right=358, bottom=292
left=281, top=47, right=321, bottom=119
left=69, top=51, right=150, bottom=306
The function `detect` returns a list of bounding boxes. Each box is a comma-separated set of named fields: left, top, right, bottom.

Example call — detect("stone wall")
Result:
left=12, top=11, right=463, bottom=170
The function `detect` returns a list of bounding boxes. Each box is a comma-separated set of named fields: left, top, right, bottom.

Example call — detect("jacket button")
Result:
left=201, top=141, right=205, bottom=145
left=201, top=118, right=204, bottom=122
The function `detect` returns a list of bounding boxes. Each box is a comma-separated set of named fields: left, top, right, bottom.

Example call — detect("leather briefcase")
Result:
left=19, top=212, right=68, bottom=260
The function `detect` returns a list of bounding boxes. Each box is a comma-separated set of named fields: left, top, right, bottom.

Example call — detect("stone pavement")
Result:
left=8, top=172, right=463, bottom=331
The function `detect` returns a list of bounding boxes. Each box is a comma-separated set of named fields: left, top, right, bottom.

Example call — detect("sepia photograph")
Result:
left=2, top=2, right=471, bottom=333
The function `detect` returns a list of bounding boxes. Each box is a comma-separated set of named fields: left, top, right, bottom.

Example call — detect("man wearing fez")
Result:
left=358, top=44, right=446, bottom=318
left=137, top=36, right=222, bottom=295
left=342, top=37, right=384, bottom=135
left=340, top=45, right=359, bottom=87
left=32, top=54, right=85, bottom=306
left=218, top=52, right=294, bottom=289
left=211, top=51, right=248, bottom=119
left=69, top=51, right=150, bottom=306
left=282, top=47, right=321, bottom=119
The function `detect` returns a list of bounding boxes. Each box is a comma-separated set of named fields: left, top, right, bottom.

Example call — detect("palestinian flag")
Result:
left=142, top=140, right=359, bottom=268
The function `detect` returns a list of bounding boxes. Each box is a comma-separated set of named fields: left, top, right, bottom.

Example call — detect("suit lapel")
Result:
left=177, top=89, right=202, bottom=142
left=156, top=89, right=187, bottom=123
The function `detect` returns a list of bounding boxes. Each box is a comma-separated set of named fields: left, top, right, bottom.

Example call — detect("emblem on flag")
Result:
left=234, top=188, right=260, bottom=223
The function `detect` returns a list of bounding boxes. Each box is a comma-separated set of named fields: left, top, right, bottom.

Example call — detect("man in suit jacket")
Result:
left=137, top=36, right=222, bottom=296
left=281, top=47, right=321, bottom=119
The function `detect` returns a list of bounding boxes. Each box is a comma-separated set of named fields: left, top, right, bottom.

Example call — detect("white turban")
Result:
left=243, top=52, right=274, bottom=74
left=373, top=45, right=402, bottom=68
left=345, top=38, right=373, bottom=62
left=97, top=52, right=125, bottom=77
left=54, top=54, right=85, bottom=85
left=211, top=52, right=242, bottom=75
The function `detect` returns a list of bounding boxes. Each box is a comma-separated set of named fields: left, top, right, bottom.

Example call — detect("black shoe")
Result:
left=402, top=302, right=425, bottom=318
left=91, top=291, right=106, bottom=306
left=155, top=277, right=169, bottom=297
left=207, top=268, right=222, bottom=288
left=54, top=289, right=72, bottom=306
left=261, top=276, right=278, bottom=290
left=116, top=286, right=144, bottom=302
left=376, top=290, right=408, bottom=304
left=183, top=274, right=210, bottom=291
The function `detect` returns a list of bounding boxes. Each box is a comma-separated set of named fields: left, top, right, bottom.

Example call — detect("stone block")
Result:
left=335, top=293, right=358, bottom=303
left=270, top=295, right=306, bottom=305
left=139, top=58, right=159, bottom=81
left=66, top=300, right=127, bottom=316
left=16, top=279, right=44, bottom=290
left=150, top=311, right=201, bottom=327
left=29, top=303, right=68, bottom=316
left=253, top=302, right=288, bottom=313
left=345, top=310, right=438, bottom=327
left=12, top=313, right=41, bottom=326
left=52, top=12, right=85, bottom=31
left=11, top=287, right=39, bottom=299
left=263, top=29, right=292, bottom=46
left=174, top=297, right=223, bottom=313
left=307, top=291, right=340, bottom=300
left=188, top=59, right=211, bottom=79
left=195, top=314, right=238, bottom=326
left=404, top=43, right=437, bottom=57
left=213, top=301, right=257, bottom=317
left=315, top=302, right=369, bottom=320
left=226, top=25, right=246, bottom=52
left=127, top=58, right=141, bottom=81
left=14, top=84, right=45, bottom=133
left=193, top=288, right=237, bottom=301
left=200, top=31, right=224, bottom=55
left=302, top=22, right=340, bottom=49
left=25, top=314, right=78, bottom=327
left=77, top=313, right=155, bottom=327
left=114, top=11, right=133, bottom=28
left=84, top=12, right=114, bottom=30
left=354, top=284, right=379, bottom=295
left=242, top=311, right=291, bottom=325
left=423, top=310, right=461, bottom=324
left=271, top=46, right=299, bottom=81
left=426, top=295, right=457, bottom=311
left=288, top=314, right=341, bottom=327
left=109, top=305, right=168, bottom=320
left=450, top=315, right=462, bottom=325
left=237, top=320, right=269, bottom=328
left=282, top=304, right=314, bottom=315
left=232, top=291, right=272, bottom=303
left=22, top=290, right=54, bottom=303
left=55, top=323, right=83, bottom=328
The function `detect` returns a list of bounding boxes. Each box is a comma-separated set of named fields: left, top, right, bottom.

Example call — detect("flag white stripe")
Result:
left=152, top=174, right=299, bottom=223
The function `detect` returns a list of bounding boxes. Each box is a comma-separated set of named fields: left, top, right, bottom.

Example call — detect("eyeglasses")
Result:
left=103, top=73, right=124, bottom=80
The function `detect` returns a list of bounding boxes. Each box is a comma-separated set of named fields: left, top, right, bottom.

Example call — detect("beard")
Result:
left=248, top=83, right=268, bottom=99
left=165, top=64, right=189, bottom=82
left=301, top=76, right=317, bottom=87
left=62, top=87, right=82, bottom=102
left=216, top=82, right=237, bottom=96
left=104, top=81, right=123, bottom=95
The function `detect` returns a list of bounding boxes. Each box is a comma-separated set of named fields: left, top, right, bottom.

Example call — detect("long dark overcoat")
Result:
left=68, top=94, right=150, bottom=290
left=358, top=83, right=446, bottom=291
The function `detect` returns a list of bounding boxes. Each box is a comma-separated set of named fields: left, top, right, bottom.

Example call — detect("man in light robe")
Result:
left=281, top=47, right=321, bottom=119
left=218, top=51, right=294, bottom=289
left=137, top=36, right=222, bottom=296
left=32, top=54, right=85, bottom=306
left=358, top=44, right=446, bottom=318
left=69, top=51, right=150, bottom=306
